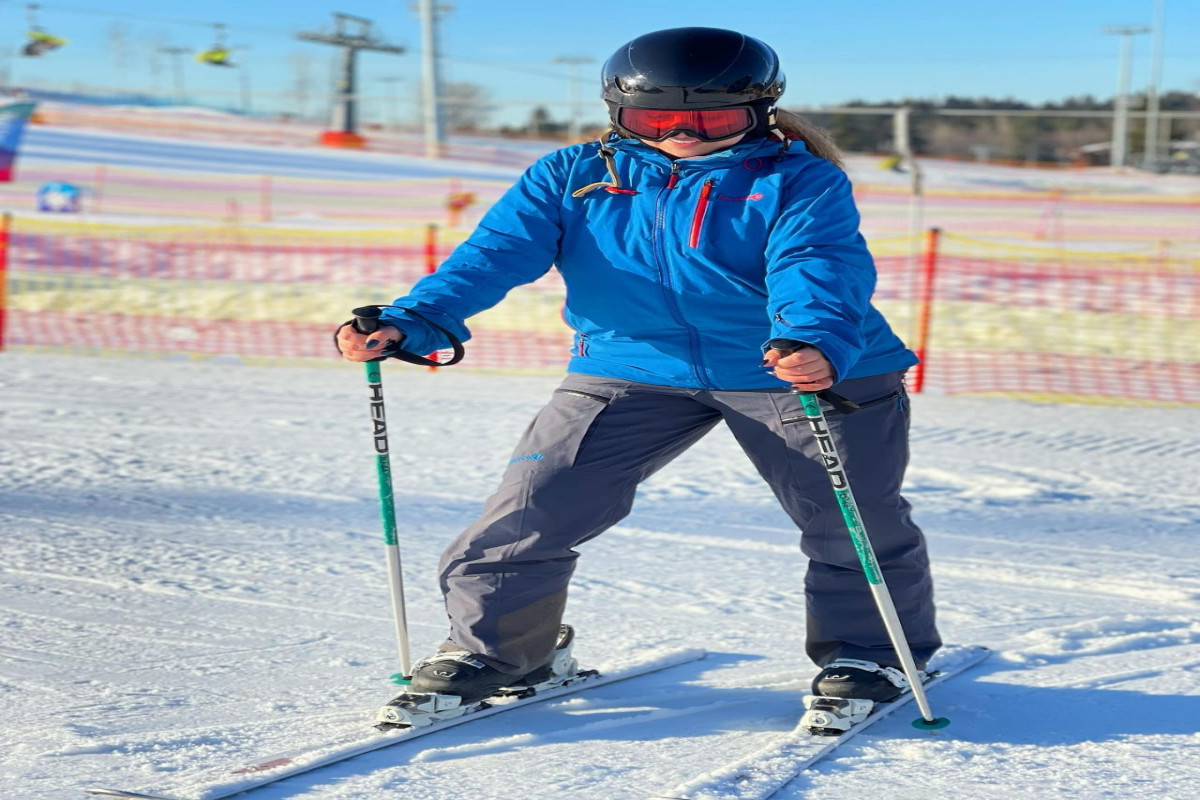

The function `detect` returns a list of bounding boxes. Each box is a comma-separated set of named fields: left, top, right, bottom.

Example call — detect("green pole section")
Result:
left=352, top=307, right=413, bottom=685
left=796, top=391, right=948, bottom=730
left=798, top=393, right=883, bottom=584
left=368, top=364, right=399, bottom=548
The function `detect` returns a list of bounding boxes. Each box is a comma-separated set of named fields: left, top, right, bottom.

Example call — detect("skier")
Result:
left=337, top=26, right=941, bottom=707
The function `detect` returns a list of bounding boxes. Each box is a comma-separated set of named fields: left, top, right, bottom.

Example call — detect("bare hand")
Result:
left=762, top=346, right=835, bottom=391
left=336, top=323, right=403, bottom=363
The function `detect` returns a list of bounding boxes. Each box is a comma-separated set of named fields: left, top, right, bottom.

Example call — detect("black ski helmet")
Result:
left=602, top=27, right=785, bottom=121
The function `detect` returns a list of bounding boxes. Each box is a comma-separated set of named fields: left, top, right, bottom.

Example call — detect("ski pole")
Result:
left=352, top=306, right=413, bottom=684
left=795, top=389, right=948, bottom=730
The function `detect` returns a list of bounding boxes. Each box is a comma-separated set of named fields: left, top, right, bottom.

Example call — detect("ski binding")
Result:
left=375, top=690, right=468, bottom=727
left=375, top=624, right=592, bottom=729
left=799, top=695, right=874, bottom=735
left=372, top=667, right=599, bottom=728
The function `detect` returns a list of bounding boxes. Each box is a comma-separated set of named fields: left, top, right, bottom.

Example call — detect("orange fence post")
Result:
left=910, top=227, right=941, bottom=394
left=424, top=223, right=438, bottom=275
left=0, top=213, right=10, bottom=352
left=424, top=223, right=440, bottom=370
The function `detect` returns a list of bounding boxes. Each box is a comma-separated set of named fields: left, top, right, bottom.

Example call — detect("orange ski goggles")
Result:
left=616, top=106, right=756, bottom=142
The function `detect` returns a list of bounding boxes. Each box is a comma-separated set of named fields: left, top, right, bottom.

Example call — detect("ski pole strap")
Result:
left=341, top=304, right=466, bottom=367
left=816, top=389, right=905, bottom=416
left=815, top=390, right=861, bottom=415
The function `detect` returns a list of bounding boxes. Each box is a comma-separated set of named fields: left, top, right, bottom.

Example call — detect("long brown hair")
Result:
left=774, top=109, right=845, bottom=169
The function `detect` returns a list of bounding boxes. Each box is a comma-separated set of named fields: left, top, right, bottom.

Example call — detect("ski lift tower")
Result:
left=297, top=14, right=404, bottom=148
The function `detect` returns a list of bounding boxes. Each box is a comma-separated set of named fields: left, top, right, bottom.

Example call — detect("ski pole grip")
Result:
left=766, top=338, right=810, bottom=357
left=352, top=305, right=382, bottom=335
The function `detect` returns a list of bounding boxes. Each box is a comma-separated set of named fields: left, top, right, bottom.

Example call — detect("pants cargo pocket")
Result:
left=503, top=387, right=614, bottom=475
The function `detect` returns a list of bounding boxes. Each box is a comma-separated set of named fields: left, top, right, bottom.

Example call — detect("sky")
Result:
left=1, top=0, right=1198, bottom=128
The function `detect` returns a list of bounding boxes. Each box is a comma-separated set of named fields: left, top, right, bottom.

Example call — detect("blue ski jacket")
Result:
left=380, top=136, right=918, bottom=389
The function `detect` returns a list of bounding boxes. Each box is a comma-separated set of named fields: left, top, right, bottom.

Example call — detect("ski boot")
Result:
left=800, top=659, right=924, bottom=736
left=375, top=625, right=587, bottom=729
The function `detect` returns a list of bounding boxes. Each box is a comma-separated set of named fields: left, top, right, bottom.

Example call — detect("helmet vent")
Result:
left=725, top=76, right=751, bottom=94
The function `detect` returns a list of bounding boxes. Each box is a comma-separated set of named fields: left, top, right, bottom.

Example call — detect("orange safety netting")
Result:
left=910, top=233, right=1198, bottom=405
left=2, top=219, right=1196, bottom=405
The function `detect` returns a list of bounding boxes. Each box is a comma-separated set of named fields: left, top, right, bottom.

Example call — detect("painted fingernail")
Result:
left=366, top=339, right=379, bottom=348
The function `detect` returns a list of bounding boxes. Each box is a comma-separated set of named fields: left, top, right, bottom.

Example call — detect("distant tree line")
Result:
left=797, top=92, right=1200, bottom=164
left=483, top=92, right=1200, bottom=167
left=492, top=107, right=573, bottom=140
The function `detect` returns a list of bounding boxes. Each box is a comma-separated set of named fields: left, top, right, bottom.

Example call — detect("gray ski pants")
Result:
left=437, top=371, right=942, bottom=675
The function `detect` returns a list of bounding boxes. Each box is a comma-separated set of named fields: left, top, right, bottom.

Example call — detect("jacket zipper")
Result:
left=651, top=162, right=708, bottom=388
left=688, top=179, right=715, bottom=248
left=576, top=333, right=588, bottom=357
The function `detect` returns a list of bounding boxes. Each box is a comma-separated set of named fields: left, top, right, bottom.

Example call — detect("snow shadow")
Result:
left=234, top=652, right=1200, bottom=800
left=934, top=661, right=1200, bottom=746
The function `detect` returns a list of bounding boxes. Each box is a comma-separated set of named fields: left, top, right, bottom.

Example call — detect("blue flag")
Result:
left=0, top=101, right=36, bottom=182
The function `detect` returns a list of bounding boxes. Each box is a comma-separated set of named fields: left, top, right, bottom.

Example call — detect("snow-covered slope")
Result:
left=2, top=355, right=1196, bottom=800
left=19, top=126, right=530, bottom=182
left=3, top=105, right=1197, bottom=799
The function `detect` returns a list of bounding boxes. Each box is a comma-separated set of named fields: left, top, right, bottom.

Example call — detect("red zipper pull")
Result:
left=666, top=163, right=680, bottom=189
left=689, top=178, right=716, bottom=248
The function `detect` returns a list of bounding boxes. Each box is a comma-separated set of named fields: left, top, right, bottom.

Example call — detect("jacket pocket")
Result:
left=553, top=388, right=611, bottom=404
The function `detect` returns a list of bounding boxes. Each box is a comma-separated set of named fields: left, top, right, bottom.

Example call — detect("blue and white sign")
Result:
left=37, top=181, right=82, bottom=212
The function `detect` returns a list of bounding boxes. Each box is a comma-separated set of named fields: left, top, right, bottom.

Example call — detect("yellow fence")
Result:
left=1, top=216, right=1196, bottom=405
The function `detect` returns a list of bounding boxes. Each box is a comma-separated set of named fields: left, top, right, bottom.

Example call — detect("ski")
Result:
left=650, top=644, right=991, bottom=800
left=86, top=647, right=706, bottom=800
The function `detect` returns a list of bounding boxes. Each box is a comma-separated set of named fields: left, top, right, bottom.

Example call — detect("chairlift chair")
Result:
left=197, top=48, right=234, bottom=67
left=21, top=2, right=66, bottom=57
left=197, top=23, right=235, bottom=67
